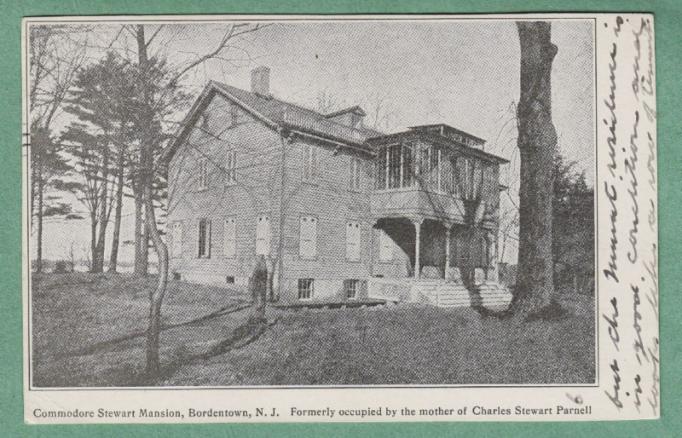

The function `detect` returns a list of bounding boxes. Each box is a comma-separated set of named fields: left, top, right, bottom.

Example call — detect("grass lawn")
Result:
left=31, top=273, right=595, bottom=386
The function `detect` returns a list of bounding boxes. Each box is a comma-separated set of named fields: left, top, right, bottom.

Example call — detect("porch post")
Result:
left=444, top=225, right=451, bottom=279
left=485, top=229, right=498, bottom=282
left=412, top=218, right=423, bottom=279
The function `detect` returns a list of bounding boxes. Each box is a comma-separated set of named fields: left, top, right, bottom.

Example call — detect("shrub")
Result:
left=54, top=260, right=74, bottom=274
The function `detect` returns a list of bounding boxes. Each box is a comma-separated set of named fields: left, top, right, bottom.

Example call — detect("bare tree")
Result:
left=28, top=25, right=89, bottom=272
left=362, top=91, right=399, bottom=132
left=316, top=88, right=345, bottom=114
left=128, top=23, right=269, bottom=378
left=58, top=123, right=116, bottom=273
left=511, top=21, right=558, bottom=317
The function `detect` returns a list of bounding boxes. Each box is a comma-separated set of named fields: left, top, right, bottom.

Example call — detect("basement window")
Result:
left=298, top=278, right=314, bottom=300
left=344, top=279, right=361, bottom=299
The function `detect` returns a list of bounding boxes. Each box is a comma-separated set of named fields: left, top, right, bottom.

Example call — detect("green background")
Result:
left=1, top=0, right=679, bottom=436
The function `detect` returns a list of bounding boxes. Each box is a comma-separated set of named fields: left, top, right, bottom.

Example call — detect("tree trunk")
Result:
left=93, top=222, right=107, bottom=273
left=511, top=21, right=558, bottom=317
left=89, top=212, right=98, bottom=273
left=109, top=150, right=125, bottom=272
left=135, top=24, right=169, bottom=380
left=133, top=192, right=149, bottom=275
left=92, top=149, right=111, bottom=273
left=35, top=169, right=44, bottom=273
left=143, top=178, right=168, bottom=378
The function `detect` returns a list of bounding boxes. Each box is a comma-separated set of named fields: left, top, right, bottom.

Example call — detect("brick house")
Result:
left=164, top=67, right=512, bottom=308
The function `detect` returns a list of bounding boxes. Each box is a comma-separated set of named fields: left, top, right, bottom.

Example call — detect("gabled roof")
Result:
left=164, top=81, right=381, bottom=163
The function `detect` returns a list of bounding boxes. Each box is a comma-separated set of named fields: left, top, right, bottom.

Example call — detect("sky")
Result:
left=33, top=18, right=595, bottom=264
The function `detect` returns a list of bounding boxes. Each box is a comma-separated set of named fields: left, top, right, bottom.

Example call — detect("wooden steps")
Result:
left=475, top=283, right=513, bottom=311
left=411, top=281, right=472, bottom=308
left=411, top=280, right=513, bottom=310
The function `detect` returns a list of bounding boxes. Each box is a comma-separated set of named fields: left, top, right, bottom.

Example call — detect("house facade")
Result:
left=165, top=67, right=512, bottom=308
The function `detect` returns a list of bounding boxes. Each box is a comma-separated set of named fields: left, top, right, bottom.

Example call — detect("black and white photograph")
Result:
left=23, top=14, right=658, bottom=423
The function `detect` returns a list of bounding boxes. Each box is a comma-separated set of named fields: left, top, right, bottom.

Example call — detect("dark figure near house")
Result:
left=249, top=255, right=268, bottom=324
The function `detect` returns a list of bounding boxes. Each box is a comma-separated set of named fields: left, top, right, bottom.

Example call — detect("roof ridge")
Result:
left=211, top=80, right=382, bottom=137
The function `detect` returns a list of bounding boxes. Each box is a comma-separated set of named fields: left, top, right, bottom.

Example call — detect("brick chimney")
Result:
left=250, top=66, right=270, bottom=96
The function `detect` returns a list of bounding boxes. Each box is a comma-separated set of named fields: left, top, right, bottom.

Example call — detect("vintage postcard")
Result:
left=22, top=13, right=658, bottom=423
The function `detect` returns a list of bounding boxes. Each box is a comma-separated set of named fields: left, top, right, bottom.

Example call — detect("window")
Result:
left=344, top=279, right=360, bottom=299
left=387, top=144, right=401, bottom=189
left=447, top=156, right=458, bottom=196
left=256, top=215, right=271, bottom=255
left=223, top=218, right=236, bottom=257
left=303, top=145, right=319, bottom=181
left=379, top=229, right=393, bottom=261
left=375, top=148, right=386, bottom=189
left=472, top=160, right=483, bottom=199
left=172, top=222, right=183, bottom=258
left=198, top=218, right=211, bottom=258
left=430, top=146, right=440, bottom=190
left=225, top=151, right=237, bottom=185
left=299, top=216, right=318, bottom=259
left=402, top=143, right=414, bottom=187
left=482, top=163, right=496, bottom=199
left=346, top=221, right=361, bottom=261
left=349, top=158, right=362, bottom=191
left=458, top=157, right=474, bottom=200
left=198, top=157, right=208, bottom=189
left=298, top=278, right=314, bottom=300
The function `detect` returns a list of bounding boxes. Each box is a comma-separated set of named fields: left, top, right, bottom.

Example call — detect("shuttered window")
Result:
left=379, top=229, right=393, bottom=261
left=172, top=222, right=183, bottom=258
left=198, top=157, right=208, bottom=189
left=303, top=145, right=319, bottom=181
left=346, top=221, right=361, bottom=261
left=349, top=158, right=361, bottom=191
left=299, top=216, right=318, bottom=259
left=255, top=215, right=271, bottom=255
left=223, top=218, right=236, bottom=257
left=198, top=219, right=211, bottom=258
left=225, top=151, right=237, bottom=185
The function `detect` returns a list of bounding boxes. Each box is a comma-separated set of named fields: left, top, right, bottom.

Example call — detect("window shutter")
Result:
left=379, top=229, right=393, bottom=261
left=303, top=145, right=314, bottom=180
left=350, top=158, right=361, bottom=190
left=346, top=222, right=361, bottom=261
left=206, top=219, right=212, bottom=258
left=225, top=151, right=237, bottom=184
left=256, top=216, right=270, bottom=255
left=355, top=160, right=361, bottom=189
left=299, top=217, right=317, bottom=259
left=198, top=158, right=209, bottom=189
left=172, top=222, right=183, bottom=258
left=223, top=218, right=236, bottom=257
left=349, top=159, right=355, bottom=190
left=312, top=147, right=318, bottom=177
